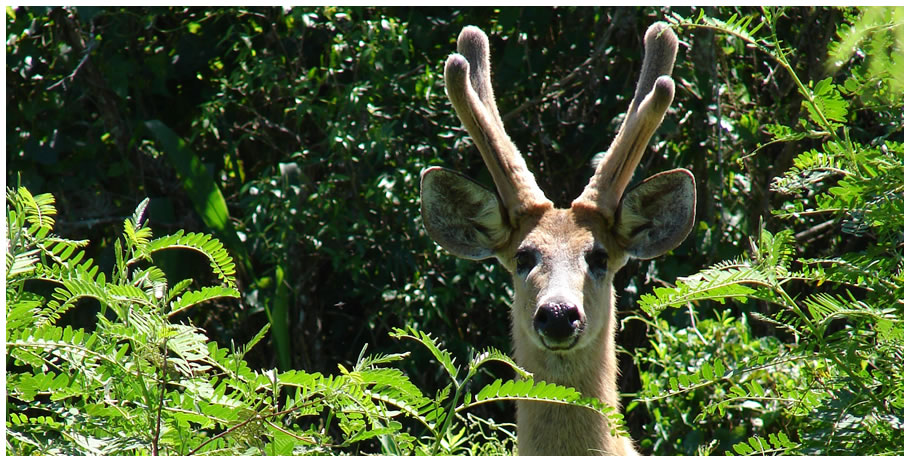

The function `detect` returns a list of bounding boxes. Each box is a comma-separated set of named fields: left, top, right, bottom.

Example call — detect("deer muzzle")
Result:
left=533, top=300, right=584, bottom=350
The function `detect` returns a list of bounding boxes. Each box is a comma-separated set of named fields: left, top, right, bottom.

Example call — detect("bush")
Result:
left=632, top=7, right=903, bottom=455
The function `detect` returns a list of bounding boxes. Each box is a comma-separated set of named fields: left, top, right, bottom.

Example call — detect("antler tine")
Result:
left=445, top=26, right=552, bottom=225
left=572, top=22, right=679, bottom=217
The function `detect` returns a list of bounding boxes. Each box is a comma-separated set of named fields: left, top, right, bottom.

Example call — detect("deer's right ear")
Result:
left=420, top=167, right=511, bottom=260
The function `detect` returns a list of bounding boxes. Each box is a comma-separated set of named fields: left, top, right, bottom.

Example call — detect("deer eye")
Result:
left=585, top=248, right=609, bottom=277
left=515, top=248, right=537, bottom=274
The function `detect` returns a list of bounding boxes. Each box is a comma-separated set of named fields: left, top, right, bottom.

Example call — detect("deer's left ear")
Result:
left=615, top=168, right=696, bottom=259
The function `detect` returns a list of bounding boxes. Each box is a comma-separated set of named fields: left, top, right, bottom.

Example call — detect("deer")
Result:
left=420, top=22, right=695, bottom=455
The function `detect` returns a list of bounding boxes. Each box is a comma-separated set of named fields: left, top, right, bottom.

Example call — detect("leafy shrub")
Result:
left=631, top=7, right=903, bottom=455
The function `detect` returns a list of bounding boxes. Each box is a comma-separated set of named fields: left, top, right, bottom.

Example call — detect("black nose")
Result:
left=534, top=302, right=582, bottom=341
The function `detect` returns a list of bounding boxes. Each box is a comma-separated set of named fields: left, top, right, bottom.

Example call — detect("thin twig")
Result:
left=152, top=343, right=167, bottom=456
left=186, top=400, right=315, bottom=455
left=46, top=40, right=96, bottom=91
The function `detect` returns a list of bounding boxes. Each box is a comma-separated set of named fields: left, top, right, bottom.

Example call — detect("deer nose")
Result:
left=534, top=301, right=582, bottom=344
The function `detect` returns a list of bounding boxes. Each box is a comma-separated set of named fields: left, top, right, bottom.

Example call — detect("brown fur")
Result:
left=500, top=207, right=636, bottom=456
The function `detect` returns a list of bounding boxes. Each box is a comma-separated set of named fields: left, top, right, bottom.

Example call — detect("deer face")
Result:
left=420, top=22, right=694, bottom=360
left=503, top=208, right=617, bottom=353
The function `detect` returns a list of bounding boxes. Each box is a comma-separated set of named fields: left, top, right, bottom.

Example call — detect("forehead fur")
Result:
left=507, top=207, right=618, bottom=256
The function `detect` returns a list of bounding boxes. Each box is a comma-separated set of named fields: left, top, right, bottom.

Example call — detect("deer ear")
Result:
left=420, top=167, right=511, bottom=260
left=615, top=168, right=696, bottom=260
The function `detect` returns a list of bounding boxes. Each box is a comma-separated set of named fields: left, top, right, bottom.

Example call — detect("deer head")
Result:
left=420, top=23, right=695, bottom=455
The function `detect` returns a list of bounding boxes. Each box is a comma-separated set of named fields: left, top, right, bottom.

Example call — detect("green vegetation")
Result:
left=6, top=6, right=903, bottom=455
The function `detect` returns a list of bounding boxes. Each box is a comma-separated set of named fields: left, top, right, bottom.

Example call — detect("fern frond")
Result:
left=726, top=432, right=798, bottom=455
left=804, top=292, right=896, bottom=329
left=7, top=247, right=41, bottom=279
left=389, top=327, right=459, bottom=385
left=168, top=286, right=241, bottom=318
left=353, top=351, right=411, bottom=370
left=166, top=279, right=194, bottom=304
left=753, top=227, right=795, bottom=274
left=7, top=325, right=111, bottom=374
left=356, top=368, right=442, bottom=431
left=7, top=370, right=73, bottom=402
left=668, top=9, right=774, bottom=55
left=131, top=198, right=150, bottom=229
left=468, top=347, right=531, bottom=380
left=105, top=283, right=155, bottom=309
left=33, top=237, right=91, bottom=268
left=145, top=231, right=237, bottom=287
left=460, top=378, right=630, bottom=437
left=6, top=295, right=44, bottom=334
left=797, top=256, right=901, bottom=292
left=772, top=148, right=848, bottom=194
left=37, top=254, right=102, bottom=284
left=36, top=279, right=112, bottom=327
left=242, top=324, right=271, bottom=358
left=750, top=311, right=802, bottom=338
left=165, top=322, right=215, bottom=376
left=123, top=198, right=154, bottom=262
left=639, top=267, right=779, bottom=318
left=343, top=422, right=402, bottom=446
left=12, top=187, right=57, bottom=229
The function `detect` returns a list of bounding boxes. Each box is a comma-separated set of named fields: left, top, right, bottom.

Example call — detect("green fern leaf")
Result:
left=166, top=279, right=194, bottom=304
left=169, top=286, right=241, bottom=317
left=639, top=272, right=766, bottom=318
left=357, top=368, right=441, bottom=431
left=468, top=347, right=531, bottom=380
left=166, top=323, right=215, bottom=376
left=5, top=296, right=43, bottom=334
left=7, top=247, right=40, bottom=279
left=105, top=282, right=155, bottom=308
left=243, top=323, right=272, bottom=357
left=12, top=187, right=56, bottom=229
left=389, top=327, right=458, bottom=384
left=145, top=231, right=237, bottom=287
left=803, top=77, right=848, bottom=128
left=464, top=378, right=629, bottom=436
left=38, top=279, right=112, bottom=327
left=344, top=422, right=402, bottom=445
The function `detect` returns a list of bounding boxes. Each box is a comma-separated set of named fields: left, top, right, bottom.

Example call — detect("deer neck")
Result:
left=512, top=290, right=634, bottom=455
left=513, top=286, right=620, bottom=402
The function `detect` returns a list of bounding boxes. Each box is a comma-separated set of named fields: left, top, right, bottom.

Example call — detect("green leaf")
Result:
left=468, top=347, right=531, bottom=380
left=733, top=442, right=751, bottom=455
left=389, top=327, right=458, bottom=384
left=713, top=359, right=725, bottom=378
left=701, top=361, right=714, bottom=381
left=146, top=230, right=237, bottom=287
left=169, top=286, right=241, bottom=317
left=803, top=77, right=848, bottom=127
left=679, top=373, right=691, bottom=388
left=749, top=436, right=765, bottom=452
left=267, top=264, right=291, bottom=371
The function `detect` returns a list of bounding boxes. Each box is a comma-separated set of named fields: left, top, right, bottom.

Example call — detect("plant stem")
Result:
left=152, top=342, right=167, bottom=456
left=431, top=378, right=466, bottom=455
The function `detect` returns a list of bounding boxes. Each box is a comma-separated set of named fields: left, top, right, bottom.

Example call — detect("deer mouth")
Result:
left=538, top=333, right=581, bottom=351
left=535, top=320, right=584, bottom=351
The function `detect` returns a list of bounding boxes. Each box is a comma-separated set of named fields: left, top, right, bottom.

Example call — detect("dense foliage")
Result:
left=6, top=6, right=903, bottom=455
